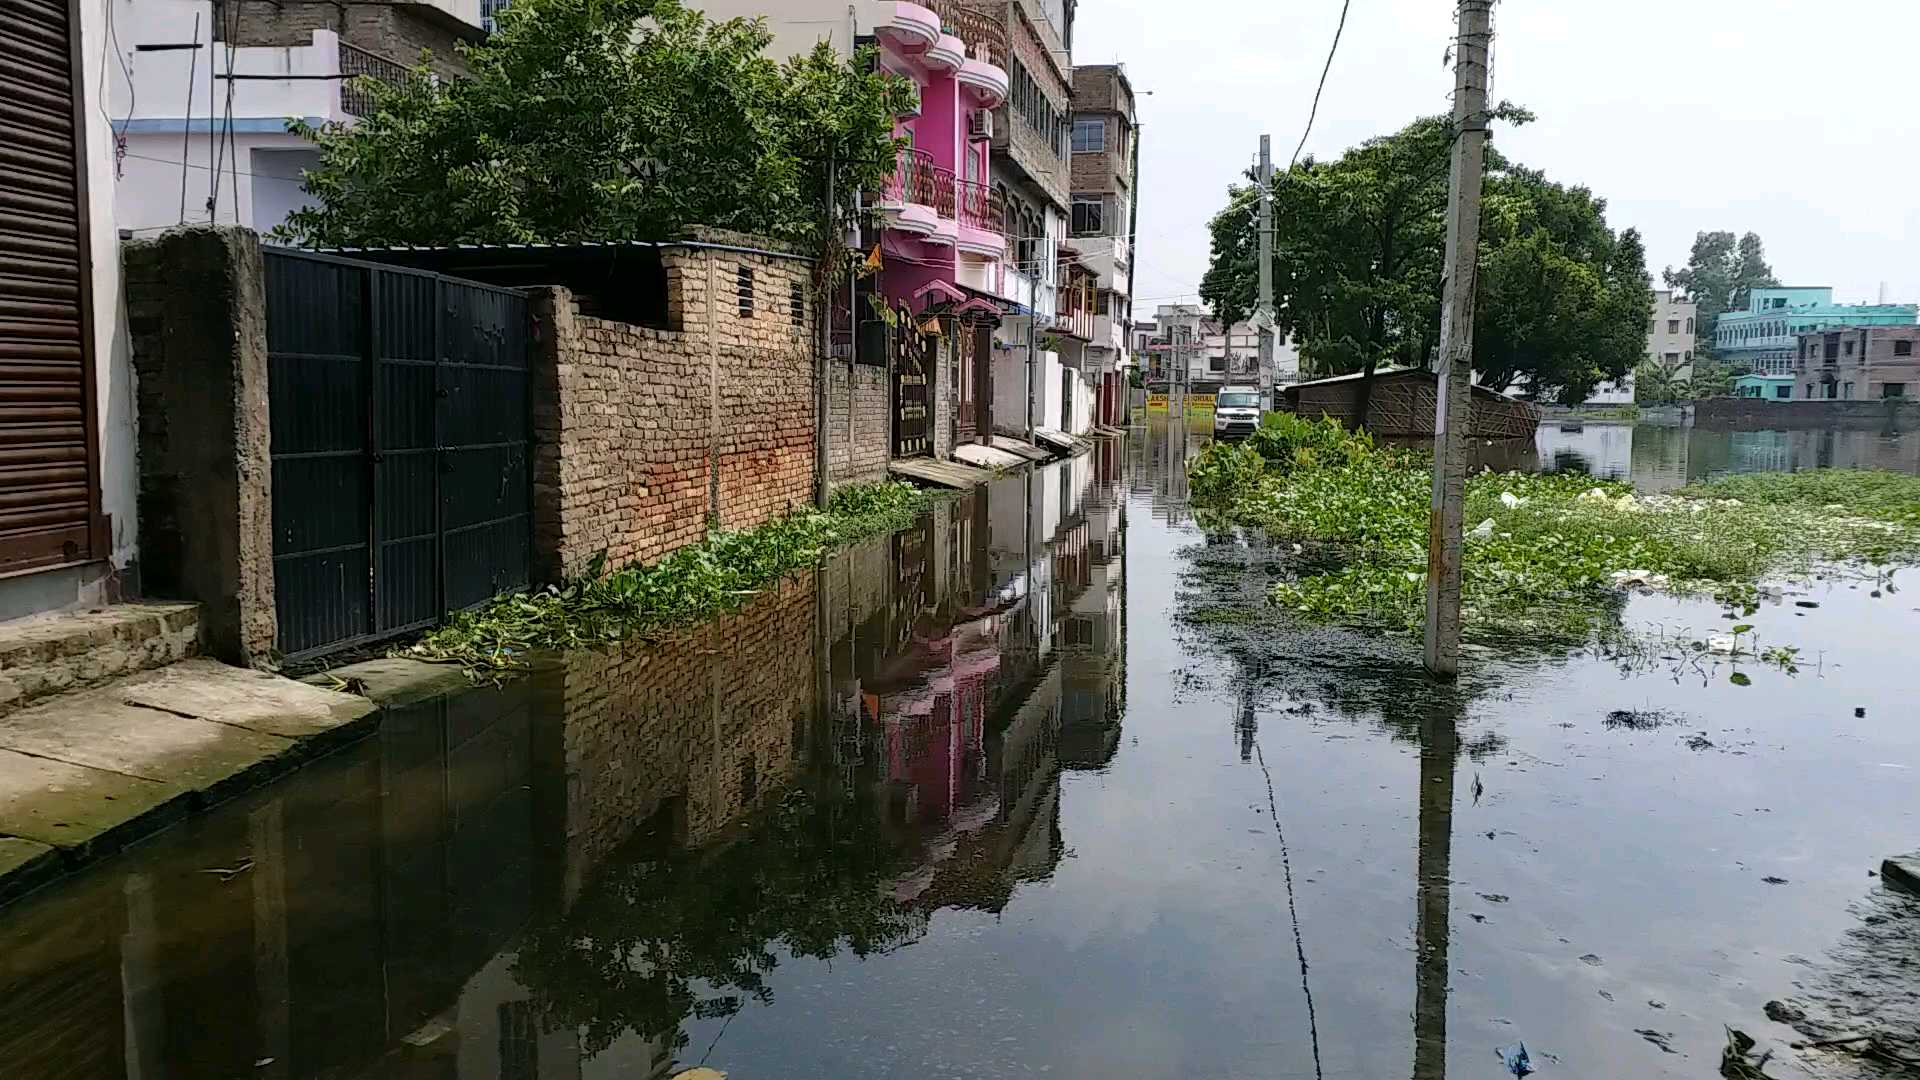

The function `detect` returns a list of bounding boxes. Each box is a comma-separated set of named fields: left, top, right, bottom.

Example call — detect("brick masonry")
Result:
left=123, top=228, right=275, bottom=665
left=551, top=573, right=815, bottom=895
left=0, top=604, right=200, bottom=718
left=531, top=238, right=820, bottom=582
left=828, top=362, right=890, bottom=489
left=1695, top=397, right=1920, bottom=430
left=226, top=1, right=478, bottom=80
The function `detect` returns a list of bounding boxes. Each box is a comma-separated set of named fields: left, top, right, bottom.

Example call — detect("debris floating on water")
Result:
left=1495, top=1041, right=1534, bottom=1076
left=1604, top=708, right=1682, bottom=730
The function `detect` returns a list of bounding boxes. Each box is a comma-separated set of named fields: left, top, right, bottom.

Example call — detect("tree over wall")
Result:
left=1199, top=107, right=1651, bottom=416
left=275, top=0, right=911, bottom=284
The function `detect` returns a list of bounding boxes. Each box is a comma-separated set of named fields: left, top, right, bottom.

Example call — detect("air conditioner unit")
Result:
left=968, top=109, right=993, bottom=139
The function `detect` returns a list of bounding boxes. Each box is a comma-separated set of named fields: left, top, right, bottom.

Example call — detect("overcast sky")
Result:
left=1073, top=0, right=1920, bottom=314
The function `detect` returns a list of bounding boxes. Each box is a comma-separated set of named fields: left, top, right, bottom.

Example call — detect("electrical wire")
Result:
left=1253, top=736, right=1325, bottom=1080
left=127, top=149, right=308, bottom=185
left=100, top=0, right=137, bottom=176
left=1290, top=0, right=1354, bottom=171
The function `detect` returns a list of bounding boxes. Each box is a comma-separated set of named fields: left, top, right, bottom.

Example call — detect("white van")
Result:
left=1212, top=385, right=1265, bottom=438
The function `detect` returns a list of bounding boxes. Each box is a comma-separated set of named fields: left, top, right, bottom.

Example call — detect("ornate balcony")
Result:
left=924, top=0, right=1008, bottom=68
left=925, top=0, right=1011, bottom=107
left=955, top=177, right=1005, bottom=258
left=880, top=148, right=944, bottom=238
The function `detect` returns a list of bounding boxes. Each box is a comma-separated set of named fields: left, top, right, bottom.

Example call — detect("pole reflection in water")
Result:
left=0, top=441, right=1130, bottom=1080
left=1414, top=705, right=1459, bottom=1080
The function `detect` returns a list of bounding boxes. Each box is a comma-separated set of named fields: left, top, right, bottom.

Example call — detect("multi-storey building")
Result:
left=1069, top=63, right=1135, bottom=427
left=1791, top=325, right=1920, bottom=401
left=695, top=0, right=1012, bottom=452
left=109, top=0, right=484, bottom=236
left=1713, top=287, right=1915, bottom=379
left=963, top=0, right=1094, bottom=436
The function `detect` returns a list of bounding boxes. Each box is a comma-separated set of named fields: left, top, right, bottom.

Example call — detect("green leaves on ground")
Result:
left=413, top=482, right=931, bottom=672
left=1187, top=416, right=1920, bottom=639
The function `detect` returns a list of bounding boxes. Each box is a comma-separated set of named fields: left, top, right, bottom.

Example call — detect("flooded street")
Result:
left=2, top=423, right=1917, bottom=1078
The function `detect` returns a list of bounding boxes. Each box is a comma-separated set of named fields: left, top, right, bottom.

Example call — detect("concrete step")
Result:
left=0, top=657, right=377, bottom=904
left=0, top=603, right=200, bottom=719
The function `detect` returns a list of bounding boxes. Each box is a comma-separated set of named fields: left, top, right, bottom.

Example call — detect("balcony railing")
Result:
left=885, top=147, right=936, bottom=206
left=924, top=0, right=1010, bottom=68
left=339, top=41, right=411, bottom=117
left=955, top=178, right=1004, bottom=234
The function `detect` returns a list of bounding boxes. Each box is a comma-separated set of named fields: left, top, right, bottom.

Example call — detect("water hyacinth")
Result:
left=1186, top=415, right=1920, bottom=641
left=411, top=482, right=935, bottom=673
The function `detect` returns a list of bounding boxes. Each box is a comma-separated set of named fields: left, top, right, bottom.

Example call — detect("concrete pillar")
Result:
left=123, top=226, right=275, bottom=665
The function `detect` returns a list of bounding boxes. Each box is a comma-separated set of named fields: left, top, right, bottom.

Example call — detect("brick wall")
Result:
left=1695, top=397, right=1920, bottom=430
left=828, top=362, right=890, bottom=489
left=226, top=2, right=477, bottom=80
left=531, top=237, right=821, bottom=582
left=553, top=574, right=815, bottom=894
left=1070, top=66, right=1118, bottom=113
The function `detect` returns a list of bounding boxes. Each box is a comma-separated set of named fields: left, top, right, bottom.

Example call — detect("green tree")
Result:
left=1661, top=229, right=1780, bottom=360
left=1200, top=106, right=1649, bottom=418
left=275, top=0, right=910, bottom=287
left=1475, top=171, right=1652, bottom=404
left=1633, top=357, right=1690, bottom=405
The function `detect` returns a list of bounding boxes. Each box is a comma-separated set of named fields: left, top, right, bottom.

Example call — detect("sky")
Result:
left=1072, top=0, right=1920, bottom=316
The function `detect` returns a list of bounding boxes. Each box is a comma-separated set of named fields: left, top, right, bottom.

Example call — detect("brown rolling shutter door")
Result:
left=0, top=0, right=100, bottom=573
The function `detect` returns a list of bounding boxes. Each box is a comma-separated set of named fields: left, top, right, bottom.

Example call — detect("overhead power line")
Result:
left=1290, top=0, right=1354, bottom=170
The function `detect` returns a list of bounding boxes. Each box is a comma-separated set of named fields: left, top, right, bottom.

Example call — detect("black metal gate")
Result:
left=264, top=249, right=531, bottom=660
left=893, top=326, right=932, bottom=458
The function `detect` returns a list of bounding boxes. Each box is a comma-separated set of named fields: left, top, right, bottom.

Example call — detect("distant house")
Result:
left=1715, top=287, right=1917, bottom=380
left=1279, top=369, right=1540, bottom=440
left=1790, top=325, right=1920, bottom=401
left=1733, top=373, right=1794, bottom=401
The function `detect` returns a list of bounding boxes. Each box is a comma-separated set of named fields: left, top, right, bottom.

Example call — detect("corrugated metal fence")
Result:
left=264, top=248, right=531, bottom=660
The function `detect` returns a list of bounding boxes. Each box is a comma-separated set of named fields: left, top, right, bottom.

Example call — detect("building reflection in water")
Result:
left=1538, top=420, right=1920, bottom=491
left=0, top=442, right=1130, bottom=1080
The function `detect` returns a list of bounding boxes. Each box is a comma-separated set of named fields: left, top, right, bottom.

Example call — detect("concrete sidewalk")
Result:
left=0, top=658, right=376, bottom=903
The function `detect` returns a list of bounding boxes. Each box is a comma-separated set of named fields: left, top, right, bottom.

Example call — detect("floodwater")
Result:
left=2, top=422, right=1917, bottom=1079
left=1535, top=419, right=1920, bottom=489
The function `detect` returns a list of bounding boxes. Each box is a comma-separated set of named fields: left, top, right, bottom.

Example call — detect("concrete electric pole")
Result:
left=1422, top=0, right=1494, bottom=678
left=1256, top=135, right=1275, bottom=396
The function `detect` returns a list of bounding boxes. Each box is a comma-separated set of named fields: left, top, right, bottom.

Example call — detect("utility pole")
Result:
left=1027, top=269, right=1039, bottom=441
left=1422, top=0, right=1494, bottom=677
left=1171, top=324, right=1185, bottom=419
left=1256, top=134, right=1275, bottom=396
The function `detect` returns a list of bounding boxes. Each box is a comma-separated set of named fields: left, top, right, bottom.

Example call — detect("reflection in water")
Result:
left=14, top=420, right=1915, bottom=1079
left=0, top=441, right=1131, bottom=1080
left=1413, top=705, right=1458, bottom=1080
left=1537, top=421, right=1920, bottom=490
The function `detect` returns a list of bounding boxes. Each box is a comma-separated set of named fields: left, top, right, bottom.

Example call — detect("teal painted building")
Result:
left=1733, top=372, right=1794, bottom=400
left=1714, top=287, right=1917, bottom=377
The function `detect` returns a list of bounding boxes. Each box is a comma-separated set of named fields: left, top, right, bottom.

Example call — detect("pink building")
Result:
left=867, top=2, right=1010, bottom=312
left=694, top=1, right=1009, bottom=310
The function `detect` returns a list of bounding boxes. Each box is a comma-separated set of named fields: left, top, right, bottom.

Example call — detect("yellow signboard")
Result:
left=1145, top=393, right=1215, bottom=415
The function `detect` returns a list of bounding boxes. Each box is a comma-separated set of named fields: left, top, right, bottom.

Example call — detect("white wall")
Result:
left=114, top=1, right=346, bottom=125
left=83, top=0, right=142, bottom=578
left=119, top=131, right=319, bottom=236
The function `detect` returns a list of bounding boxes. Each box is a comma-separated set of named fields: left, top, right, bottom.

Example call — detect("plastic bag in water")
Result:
left=1495, top=1042, right=1533, bottom=1076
